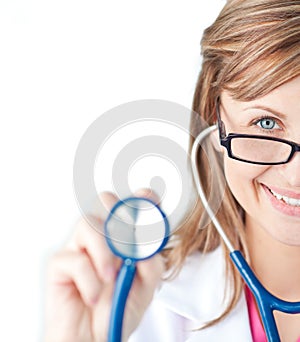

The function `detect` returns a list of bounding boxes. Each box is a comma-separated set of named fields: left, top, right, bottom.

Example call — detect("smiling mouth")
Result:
left=267, top=187, right=300, bottom=207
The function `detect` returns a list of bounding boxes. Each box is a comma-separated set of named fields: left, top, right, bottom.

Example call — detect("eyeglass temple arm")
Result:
left=215, top=97, right=226, bottom=140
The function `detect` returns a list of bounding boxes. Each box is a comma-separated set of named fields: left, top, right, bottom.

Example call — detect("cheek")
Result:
left=224, top=158, right=252, bottom=191
left=223, top=157, right=267, bottom=208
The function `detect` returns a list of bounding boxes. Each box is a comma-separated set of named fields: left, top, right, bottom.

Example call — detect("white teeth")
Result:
left=286, top=197, right=300, bottom=206
left=270, top=189, right=300, bottom=207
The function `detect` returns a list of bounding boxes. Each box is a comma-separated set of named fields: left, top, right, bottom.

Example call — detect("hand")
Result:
left=45, top=189, right=165, bottom=342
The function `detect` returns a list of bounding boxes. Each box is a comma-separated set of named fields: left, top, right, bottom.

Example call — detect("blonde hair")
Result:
left=164, top=0, right=300, bottom=328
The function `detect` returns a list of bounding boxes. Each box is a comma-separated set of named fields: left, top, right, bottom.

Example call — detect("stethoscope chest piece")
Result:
left=104, top=196, right=169, bottom=342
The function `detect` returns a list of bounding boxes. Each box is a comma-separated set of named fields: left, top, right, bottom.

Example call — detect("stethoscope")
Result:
left=191, top=125, right=300, bottom=342
left=104, top=124, right=300, bottom=342
left=104, top=196, right=169, bottom=342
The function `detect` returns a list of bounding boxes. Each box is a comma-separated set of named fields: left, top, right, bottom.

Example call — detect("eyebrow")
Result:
left=243, top=105, right=287, bottom=119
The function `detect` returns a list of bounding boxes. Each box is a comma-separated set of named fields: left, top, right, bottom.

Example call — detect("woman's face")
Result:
left=219, top=75, right=300, bottom=246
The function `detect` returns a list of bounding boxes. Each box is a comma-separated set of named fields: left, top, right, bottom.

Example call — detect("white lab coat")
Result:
left=129, top=247, right=253, bottom=341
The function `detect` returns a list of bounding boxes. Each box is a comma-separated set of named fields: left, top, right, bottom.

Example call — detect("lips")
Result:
left=262, top=184, right=300, bottom=217
left=266, top=185, right=300, bottom=201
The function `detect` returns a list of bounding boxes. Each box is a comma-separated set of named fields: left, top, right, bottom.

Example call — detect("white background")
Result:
left=0, top=1, right=225, bottom=341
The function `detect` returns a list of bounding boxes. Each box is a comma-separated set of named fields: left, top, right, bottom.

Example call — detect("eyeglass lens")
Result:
left=231, top=137, right=292, bottom=163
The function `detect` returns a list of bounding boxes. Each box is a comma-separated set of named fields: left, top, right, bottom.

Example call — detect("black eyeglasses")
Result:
left=215, top=98, right=300, bottom=165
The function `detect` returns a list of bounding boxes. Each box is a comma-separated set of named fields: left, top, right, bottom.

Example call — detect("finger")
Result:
left=136, top=253, right=165, bottom=287
left=68, top=191, right=124, bottom=282
left=69, top=190, right=161, bottom=284
left=133, top=188, right=161, bottom=206
left=48, top=249, right=102, bottom=307
left=87, top=191, right=120, bottom=221
left=126, top=254, right=165, bottom=316
left=68, top=214, right=120, bottom=283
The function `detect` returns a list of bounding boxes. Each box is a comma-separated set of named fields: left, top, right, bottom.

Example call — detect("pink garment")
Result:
left=245, top=286, right=268, bottom=342
left=245, top=286, right=300, bottom=342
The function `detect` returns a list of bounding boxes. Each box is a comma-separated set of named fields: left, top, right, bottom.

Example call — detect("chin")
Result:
left=260, top=219, right=300, bottom=247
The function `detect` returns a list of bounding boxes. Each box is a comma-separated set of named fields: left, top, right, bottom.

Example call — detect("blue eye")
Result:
left=256, top=118, right=280, bottom=130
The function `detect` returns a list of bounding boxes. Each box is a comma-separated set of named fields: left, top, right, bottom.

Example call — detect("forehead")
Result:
left=221, top=75, right=300, bottom=118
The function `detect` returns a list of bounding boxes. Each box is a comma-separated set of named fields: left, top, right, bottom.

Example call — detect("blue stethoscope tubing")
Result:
left=107, top=258, right=137, bottom=342
left=191, top=125, right=300, bottom=342
left=105, top=197, right=170, bottom=342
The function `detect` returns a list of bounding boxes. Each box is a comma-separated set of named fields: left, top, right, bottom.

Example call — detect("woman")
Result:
left=45, top=0, right=300, bottom=341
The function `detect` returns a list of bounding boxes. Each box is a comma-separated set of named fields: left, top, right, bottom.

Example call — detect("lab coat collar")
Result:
left=155, top=246, right=253, bottom=340
left=156, top=247, right=228, bottom=322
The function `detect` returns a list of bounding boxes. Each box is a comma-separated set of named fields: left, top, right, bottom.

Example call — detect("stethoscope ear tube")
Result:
left=231, top=251, right=300, bottom=342
left=230, top=251, right=279, bottom=341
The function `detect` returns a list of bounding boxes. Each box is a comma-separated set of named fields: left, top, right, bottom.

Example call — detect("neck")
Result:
left=245, top=215, right=300, bottom=301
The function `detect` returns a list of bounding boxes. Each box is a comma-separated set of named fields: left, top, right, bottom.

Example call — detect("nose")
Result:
left=279, top=149, right=300, bottom=187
